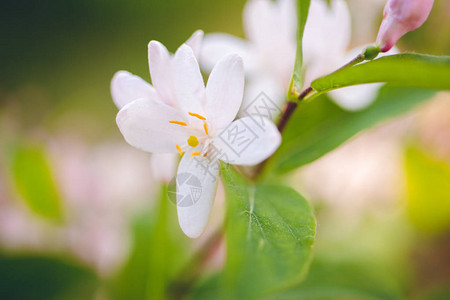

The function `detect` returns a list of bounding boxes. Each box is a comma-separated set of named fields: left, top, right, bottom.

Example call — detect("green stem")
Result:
left=280, top=45, right=380, bottom=133
left=334, top=53, right=365, bottom=73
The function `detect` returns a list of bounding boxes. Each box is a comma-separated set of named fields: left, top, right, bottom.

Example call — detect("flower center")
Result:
left=187, top=136, right=199, bottom=147
left=169, top=112, right=210, bottom=157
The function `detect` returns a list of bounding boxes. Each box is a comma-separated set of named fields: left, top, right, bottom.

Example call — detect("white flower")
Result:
left=201, top=0, right=398, bottom=112
left=111, top=30, right=204, bottom=182
left=201, top=0, right=296, bottom=116
left=113, top=41, right=281, bottom=238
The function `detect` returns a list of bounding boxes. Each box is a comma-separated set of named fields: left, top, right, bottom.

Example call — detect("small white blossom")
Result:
left=112, top=39, right=281, bottom=238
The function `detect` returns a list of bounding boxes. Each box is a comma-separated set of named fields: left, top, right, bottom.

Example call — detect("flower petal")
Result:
left=237, top=75, right=285, bottom=120
left=243, top=0, right=274, bottom=49
left=205, top=54, right=244, bottom=130
left=328, top=83, right=383, bottom=111
left=265, top=0, right=297, bottom=85
left=200, top=33, right=253, bottom=73
left=278, top=0, right=297, bottom=40
left=243, top=0, right=297, bottom=85
left=111, top=71, right=158, bottom=109
left=176, top=150, right=219, bottom=238
left=173, top=44, right=206, bottom=115
left=116, top=98, right=192, bottom=153
left=329, top=0, right=351, bottom=54
left=303, top=0, right=351, bottom=65
left=212, top=117, right=281, bottom=166
left=148, top=40, right=175, bottom=106
left=185, top=30, right=204, bottom=59
left=303, top=0, right=329, bottom=64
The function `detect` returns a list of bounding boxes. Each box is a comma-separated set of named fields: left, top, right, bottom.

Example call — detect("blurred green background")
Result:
left=0, top=0, right=449, bottom=299
left=0, top=0, right=246, bottom=141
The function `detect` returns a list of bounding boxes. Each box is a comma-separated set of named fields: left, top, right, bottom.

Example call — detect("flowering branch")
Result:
left=277, top=87, right=313, bottom=132
left=250, top=45, right=382, bottom=179
left=278, top=45, right=381, bottom=134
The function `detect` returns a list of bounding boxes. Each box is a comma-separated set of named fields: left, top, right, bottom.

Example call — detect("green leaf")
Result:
left=0, top=254, right=98, bottom=300
left=289, top=0, right=311, bottom=98
left=221, top=164, right=316, bottom=299
left=311, top=54, right=450, bottom=93
left=265, top=258, right=402, bottom=300
left=264, top=259, right=401, bottom=300
left=10, top=144, right=63, bottom=221
left=405, top=146, right=450, bottom=232
left=109, top=185, right=189, bottom=300
left=268, top=85, right=435, bottom=174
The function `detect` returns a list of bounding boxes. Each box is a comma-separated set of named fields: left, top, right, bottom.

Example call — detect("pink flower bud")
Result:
left=376, top=0, right=434, bottom=52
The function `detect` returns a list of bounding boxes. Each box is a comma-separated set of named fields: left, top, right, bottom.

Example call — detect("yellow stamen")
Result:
left=203, top=123, right=209, bottom=135
left=188, top=112, right=206, bottom=120
left=187, top=136, right=199, bottom=147
left=203, top=152, right=207, bottom=157
left=169, top=120, right=187, bottom=126
left=176, top=144, right=183, bottom=156
left=191, top=152, right=201, bottom=157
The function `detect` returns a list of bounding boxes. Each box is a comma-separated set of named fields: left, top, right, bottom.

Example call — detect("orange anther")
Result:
left=176, top=145, right=183, bottom=156
left=188, top=112, right=206, bottom=120
left=169, top=120, right=187, bottom=126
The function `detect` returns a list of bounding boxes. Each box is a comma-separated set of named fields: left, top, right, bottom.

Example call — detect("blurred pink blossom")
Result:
left=0, top=131, right=156, bottom=275
left=295, top=117, right=415, bottom=218
left=0, top=146, right=64, bottom=252
left=48, top=137, right=155, bottom=275
left=416, top=93, right=450, bottom=161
